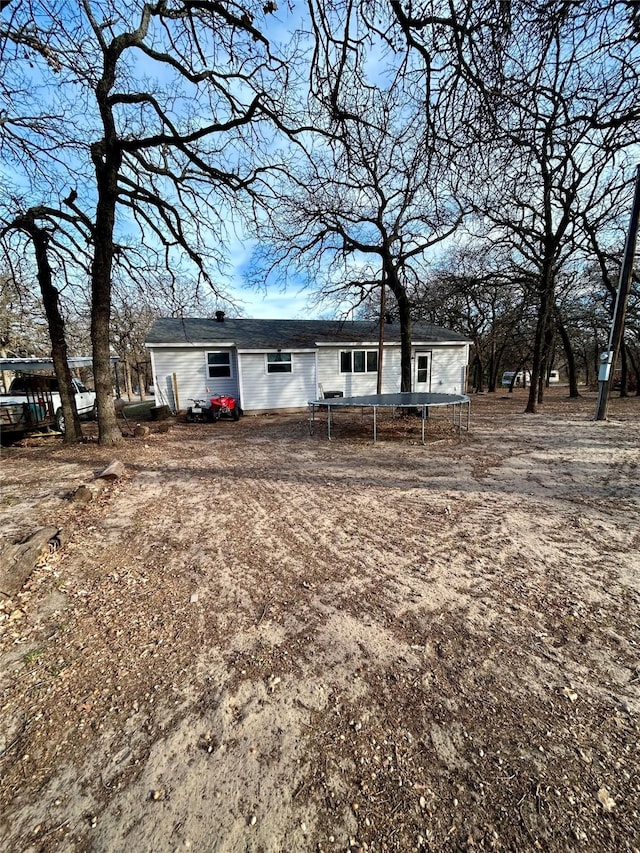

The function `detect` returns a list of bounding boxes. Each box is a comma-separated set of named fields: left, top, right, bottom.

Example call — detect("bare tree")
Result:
left=413, top=246, right=538, bottom=393
left=0, top=270, right=50, bottom=394
left=253, top=5, right=467, bottom=390
left=1, top=204, right=96, bottom=441
left=110, top=271, right=220, bottom=399
left=0, top=273, right=49, bottom=361
left=1, top=0, right=297, bottom=443
left=394, top=0, right=639, bottom=411
left=370, top=0, right=638, bottom=411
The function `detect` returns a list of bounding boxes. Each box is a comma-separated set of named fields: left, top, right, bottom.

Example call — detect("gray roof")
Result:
left=146, top=317, right=469, bottom=349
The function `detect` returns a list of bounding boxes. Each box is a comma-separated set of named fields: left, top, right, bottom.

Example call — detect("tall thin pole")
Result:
left=595, top=164, right=640, bottom=421
left=377, top=266, right=386, bottom=395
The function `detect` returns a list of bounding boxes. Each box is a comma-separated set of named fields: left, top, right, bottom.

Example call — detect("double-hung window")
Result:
left=266, top=352, right=292, bottom=373
left=340, top=350, right=378, bottom=373
left=207, top=351, right=231, bottom=378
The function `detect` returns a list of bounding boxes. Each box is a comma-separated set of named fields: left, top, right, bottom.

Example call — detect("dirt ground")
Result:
left=0, top=387, right=638, bottom=853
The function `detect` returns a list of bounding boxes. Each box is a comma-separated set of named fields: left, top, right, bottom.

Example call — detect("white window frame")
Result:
left=265, top=352, right=293, bottom=374
left=339, top=349, right=379, bottom=374
left=206, top=350, right=233, bottom=379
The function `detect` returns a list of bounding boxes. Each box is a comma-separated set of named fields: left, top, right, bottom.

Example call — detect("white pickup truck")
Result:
left=0, top=374, right=97, bottom=435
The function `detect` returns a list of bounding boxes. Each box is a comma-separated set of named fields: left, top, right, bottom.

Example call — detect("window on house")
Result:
left=266, top=352, right=292, bottom=373
left=340, top=350, right=378, bottom=373
left=207, top=351, right=231, bottom=378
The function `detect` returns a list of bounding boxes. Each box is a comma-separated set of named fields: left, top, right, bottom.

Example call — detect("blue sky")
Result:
left=236, top=287, right=312, bottom=319
left=224, top=231, right=324, bottom=319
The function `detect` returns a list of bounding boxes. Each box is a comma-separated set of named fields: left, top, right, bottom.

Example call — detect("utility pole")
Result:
left=595, top=164, right=640, bottom=421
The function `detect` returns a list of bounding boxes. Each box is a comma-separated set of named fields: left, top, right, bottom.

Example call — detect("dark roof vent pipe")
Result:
left=215, top=310, right=225, bottom=322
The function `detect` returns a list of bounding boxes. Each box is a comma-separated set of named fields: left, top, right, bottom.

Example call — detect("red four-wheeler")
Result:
left=186, top=394, right=242, bottom=423
left=209, top=393, right=242, bottom=421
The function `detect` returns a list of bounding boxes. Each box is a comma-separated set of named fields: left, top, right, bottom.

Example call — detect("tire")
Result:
left=232, top=406, right=240, bottom=421
left=55, top=408, right=65, bottom=433
left=186, top=409, right=195, bottom=423
left=206, top=408, right=215, bottom=423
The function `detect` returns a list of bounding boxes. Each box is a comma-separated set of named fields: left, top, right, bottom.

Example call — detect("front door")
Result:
left=414, top=351, right=431, bottom=392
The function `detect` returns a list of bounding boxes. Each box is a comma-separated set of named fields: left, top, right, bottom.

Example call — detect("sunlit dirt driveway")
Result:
left=1, top=388, right=638, bottom=852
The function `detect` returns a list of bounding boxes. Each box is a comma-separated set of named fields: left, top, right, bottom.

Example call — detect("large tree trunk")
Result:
left=14, top=214, right=82, bottom=442
left=91, top=179, right=122, bottom=444
left=91, top=70, right=124, bottom=444
left=487, top=340, right=497, bottom=392
left=385, top=259, right=412, bottom=392
left=472, top=352, right=484, bottom=393
left=627, top=346, right=640, bottom=396
left=526, top=260, right=555, bottom=413
left=537, top=310, right=556, bottom=404
left=526, top=302, right=546, bottom=413
left=556, top=316, right=580, bottom=398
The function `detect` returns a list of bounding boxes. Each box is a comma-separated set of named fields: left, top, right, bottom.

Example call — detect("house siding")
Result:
left=239, top=351, right=316, bottom=411
left=152, top=347, right=239, bottom=411
left=428, top=344, right=469, bottom=394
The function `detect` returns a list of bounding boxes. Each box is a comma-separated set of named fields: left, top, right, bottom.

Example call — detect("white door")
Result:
left=414, top=351, right=431, bottom=392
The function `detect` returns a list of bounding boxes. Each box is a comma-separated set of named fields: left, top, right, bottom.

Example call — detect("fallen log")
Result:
left=0, top=526, right=64, bottom=596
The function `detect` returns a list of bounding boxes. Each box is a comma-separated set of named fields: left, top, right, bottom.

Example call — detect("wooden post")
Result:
left=172, top=372, right=180, bottom=413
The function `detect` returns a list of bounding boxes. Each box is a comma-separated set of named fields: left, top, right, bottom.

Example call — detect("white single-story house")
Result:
left=145, top=315, right=471, bottom=413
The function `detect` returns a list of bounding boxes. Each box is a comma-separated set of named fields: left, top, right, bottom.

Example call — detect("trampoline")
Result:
left=308, top=392, right=471, bottom=444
